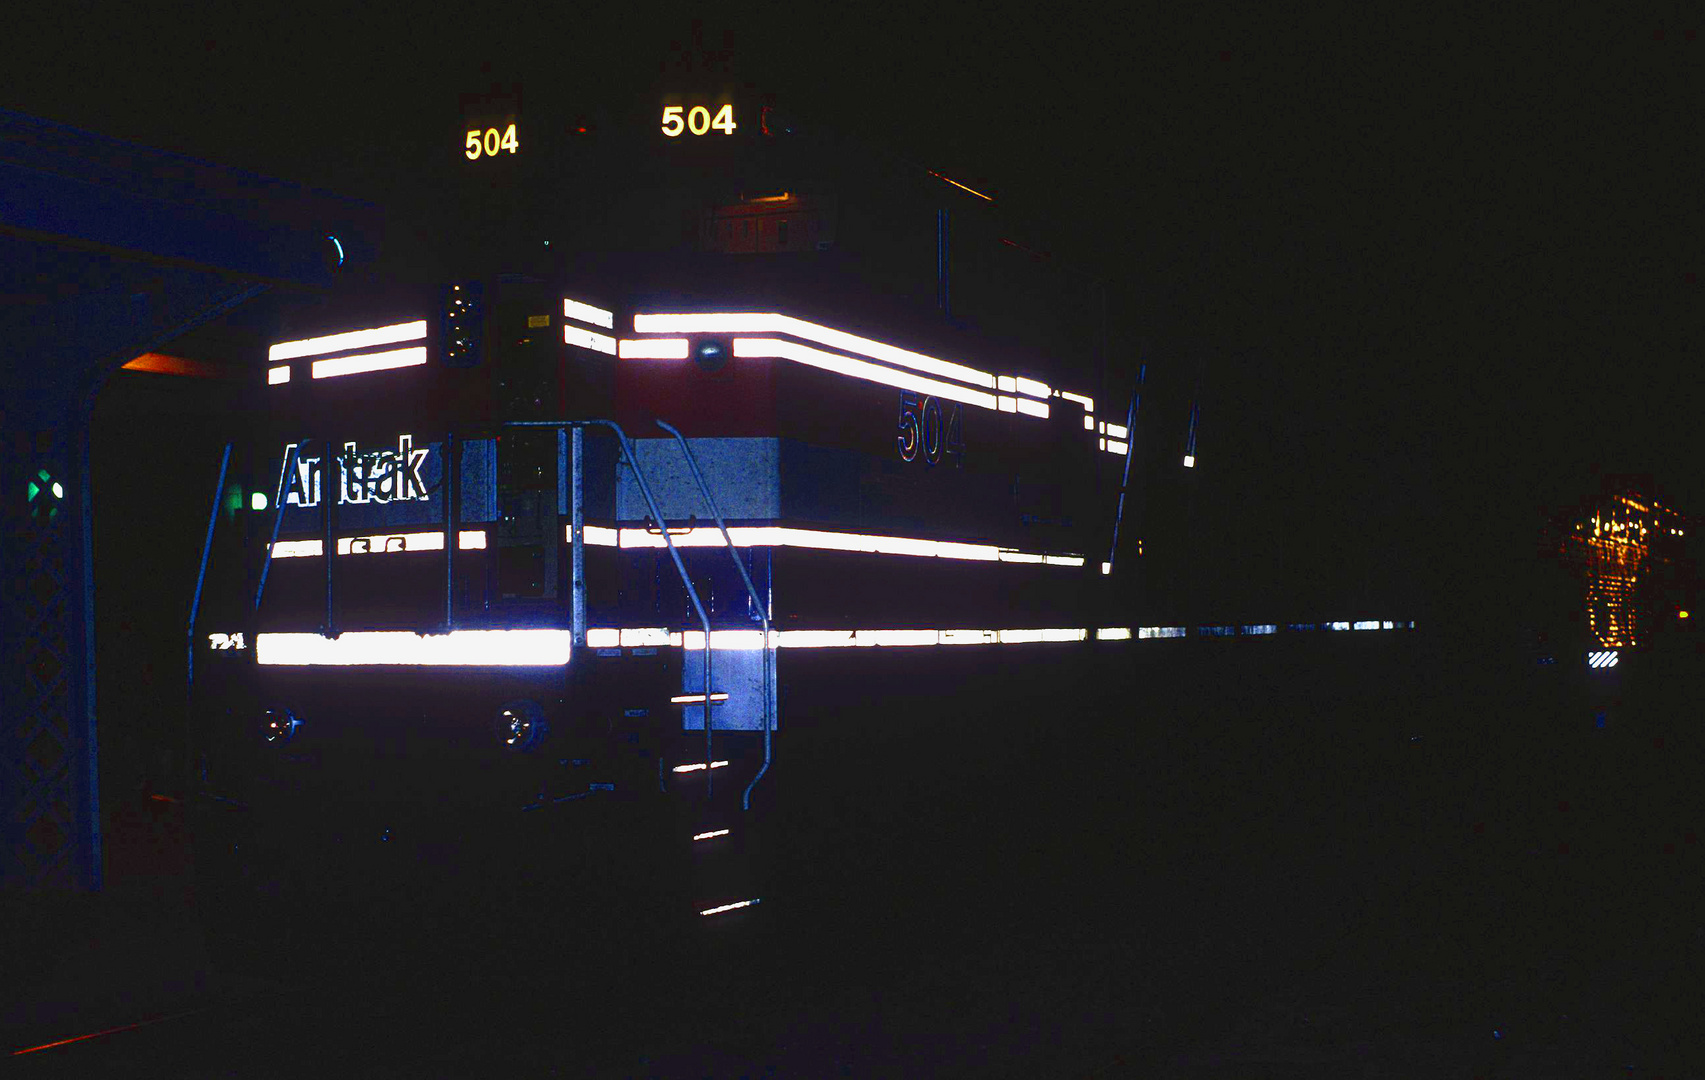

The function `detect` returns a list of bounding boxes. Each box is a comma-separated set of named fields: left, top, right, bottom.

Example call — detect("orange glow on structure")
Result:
left=122, top=353, right=226, bottom=378
left=11, top=1010, right=206, bottom=1056
left=926, top=170, right=993, bottom=201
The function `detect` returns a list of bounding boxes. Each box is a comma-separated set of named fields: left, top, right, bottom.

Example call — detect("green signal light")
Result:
left=27, top=480, right=40, bottom=502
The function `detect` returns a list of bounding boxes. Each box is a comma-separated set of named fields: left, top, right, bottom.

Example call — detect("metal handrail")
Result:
left=1105, top=363, right=1145, bottom=576
left=644, top=516, right=699, bottom=535
left=187, top=441, right=232, bottom=695
left=322, top=446, right=335, bottom=636
left=247, top=423, right=726, bottom=797
left=504, top=420, right=719, bottom=795
left=653, top=420, right=775, bottom=812
left=443, top=430, right=457, bottom=631
left=253, top=439, right=303, bottom=614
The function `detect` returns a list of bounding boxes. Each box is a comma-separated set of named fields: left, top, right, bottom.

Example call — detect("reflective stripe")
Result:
left=699, top=898, right=760, bottom=916
left=256, top=629, right=572, bottom=666
left=564, top=325, right=617, bottom=355
left=269, top=320, right=427, bottom=362
left=617, top=337, right=689, bottom=358
left=733, top=337, right=999, bottom=411
left=269, top=530, right=487, bottom=558
left=573, top=523, right=1084, bottom=567
left=562, top=297, right=614, bottom=328
left=311, top=346, right=427, bottom=379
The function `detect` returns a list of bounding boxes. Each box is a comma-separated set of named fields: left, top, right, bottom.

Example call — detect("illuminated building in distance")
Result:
left=1547, top=475, right=1693, bottom=650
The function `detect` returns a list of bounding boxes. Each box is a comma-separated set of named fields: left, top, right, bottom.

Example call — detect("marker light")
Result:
left=256, top=629, right=573, bottom=666
left=672, top=761, right=730, bottom=773
left=562, top=297, right=614, bottom=328
left=1680, top=610, right=1690, bottom=619
left=699, top=898, right=761, bottom=916
left=618, top=338, right=690, bottom=359
left=693, top=829, right=731, bottom=841
left=269, top=320, right=427, bottom=362
left=694, top=338, right=731, bottom=371
left=311, top=346, right=427, bottom=379
left=1101, top=562, right=1112, bottom=575
left=734, top=338, right=999, bottom=410
left=564, top=325, right=618, bottom=355
left=498, top=700, right=547, bottom=751
left=1183, top=454, right=1195, bottom=468
left=328, top=235, right=344, bottom=266
left=268, top=366, right=290, bottom=385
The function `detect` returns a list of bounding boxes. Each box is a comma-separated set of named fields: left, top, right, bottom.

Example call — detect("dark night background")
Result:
left=4, top=5, right=1700, bottom=1075
left=6, top=6, right=1695, bottom=631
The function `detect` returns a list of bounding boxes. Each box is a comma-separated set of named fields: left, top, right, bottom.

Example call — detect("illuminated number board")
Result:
left=897, top=392, right=964, bottom=467
left=661, top=102, right=737, bottom=137
left=465, top=122, right=519, bottom=160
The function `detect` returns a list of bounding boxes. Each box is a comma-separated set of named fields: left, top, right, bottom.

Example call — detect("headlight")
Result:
left=497, top=700, right=546, bottom=752
left=261, top=706, right=300, bottom=746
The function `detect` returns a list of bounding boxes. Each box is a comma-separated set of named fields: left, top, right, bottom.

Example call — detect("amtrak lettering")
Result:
left=279, top=435, right=430, bottom=508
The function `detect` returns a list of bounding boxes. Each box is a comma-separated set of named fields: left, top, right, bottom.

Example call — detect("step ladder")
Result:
left=511, top=418, right=776, bottom=922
